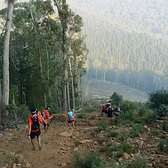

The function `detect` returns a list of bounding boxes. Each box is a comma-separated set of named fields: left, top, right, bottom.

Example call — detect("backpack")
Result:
left=31, top=116, right=40, bottom=131
left=68, top=112, right=74, bottom=119
left=41, top=110, right=47, bottom=119
left=107, top=108, right=113, bottom=117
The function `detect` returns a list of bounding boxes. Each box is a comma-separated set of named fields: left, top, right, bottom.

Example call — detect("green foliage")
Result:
left=129, top=123, right=144, bottom=138
left=110, top=92, right=123, bottom=106
left=148, top=90, right=168, bottom=108
left=128, top=157, right=148, bottom=168
left=106, top=131, right=119, bottom=138
left=162, top=119, right=168, bottom=131
left=0, top=0, right=87, bottom=110
left=157, top=104, right=168, bottom=118
left=5, top=104, right=30, bottom=122
left=89, top=115, right=96, bottom=120
left=98, top=119, right=109, bottom=131
left=77, top=113, right=86, bottom=119
left=81, top=106, right=97, bottom=113
left=106, top=142, right=117, bottom=152
left=120, top=142, right=135, bottom=154
left=152, top=129, right=159, bottom=136
left=158, top=138, right=168, bottom=150
left=73, top=150, right=105, bottom=168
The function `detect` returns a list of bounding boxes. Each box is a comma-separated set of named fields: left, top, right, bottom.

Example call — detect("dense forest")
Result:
left=68, top=0, right=168, bottom=92
left=0, top=0, right=87, bottom=117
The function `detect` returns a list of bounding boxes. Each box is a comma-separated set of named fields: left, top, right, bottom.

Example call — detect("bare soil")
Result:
left=0, top=112, right=168, bottom=168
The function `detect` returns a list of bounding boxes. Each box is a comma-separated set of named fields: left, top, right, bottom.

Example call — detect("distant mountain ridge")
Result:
left=68, top=0, right=168, bottom=92
left=68, top=0, right=168, bottom=38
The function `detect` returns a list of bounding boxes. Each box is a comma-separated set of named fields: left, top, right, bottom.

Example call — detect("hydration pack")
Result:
left=31, top=116, right=40, bottom=130
left=41, top=111, right=47, bottom=119
left=68, top=112, right=74, bottom=119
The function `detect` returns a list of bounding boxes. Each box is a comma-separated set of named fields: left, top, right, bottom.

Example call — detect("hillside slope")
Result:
left=83, top=79, right=148, bottom=102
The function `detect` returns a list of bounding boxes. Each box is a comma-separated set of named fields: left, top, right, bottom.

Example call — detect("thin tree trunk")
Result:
left=2, top=1, right=14, bottom=106
left=69, top=59, right=75, bottom=109
left=66, top=73, right=70, bottom=110
left=53, top=0, right=69, bottom=112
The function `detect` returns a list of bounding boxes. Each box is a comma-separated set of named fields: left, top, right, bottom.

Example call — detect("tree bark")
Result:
left=2, top=1, right=14, bottom=106
left=69, top=58, right=75, bottom=109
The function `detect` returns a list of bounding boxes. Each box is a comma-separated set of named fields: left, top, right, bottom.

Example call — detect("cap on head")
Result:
left=72, top=109, right=75, bottom=112
left=46, top=106, right=51, bottom=110
left=31, top=109, right=36, bottom=114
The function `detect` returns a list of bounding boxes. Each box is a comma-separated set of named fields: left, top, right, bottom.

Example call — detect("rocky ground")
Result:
left=0, top=111, right=168, bottom=168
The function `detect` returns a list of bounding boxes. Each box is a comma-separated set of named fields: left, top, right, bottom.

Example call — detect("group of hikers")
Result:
left=27, top=106, right=76, bottom=150
left=101, top=102, right=121, bottom=118
left=27, top=102, right=120, bottom=150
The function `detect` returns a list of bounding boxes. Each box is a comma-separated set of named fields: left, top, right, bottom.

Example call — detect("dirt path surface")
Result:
left=0, top=112, right=168, bottom=168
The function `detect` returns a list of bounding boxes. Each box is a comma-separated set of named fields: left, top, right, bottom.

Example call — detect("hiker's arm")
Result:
left=40, top=115, right=47, bottom=124
left=49, top=115, right=53, bottom=119
left=28, top=123, right=31, bottom=140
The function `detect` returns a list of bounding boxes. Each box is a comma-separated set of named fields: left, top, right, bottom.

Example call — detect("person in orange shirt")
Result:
left=41, top=106, right=53, bottom=133
left=66, top=109, right=76, bottom=128
left=29, top=107, right=46, bottom=124
left=27, top=109, right=42, bottom=150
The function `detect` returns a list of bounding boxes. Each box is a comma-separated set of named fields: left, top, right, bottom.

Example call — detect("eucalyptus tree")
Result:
left=2, top=0, right=15, bottom=108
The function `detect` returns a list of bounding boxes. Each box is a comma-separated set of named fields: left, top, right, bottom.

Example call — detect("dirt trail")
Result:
left=0, top=114, right=100, bottom=168
left=0, top=112, right=168, bottom=168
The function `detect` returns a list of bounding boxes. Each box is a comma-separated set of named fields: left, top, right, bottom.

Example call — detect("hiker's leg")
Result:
left=31, top=138, right=35, bottom=149
left=37, top=135, right=42, bottom=150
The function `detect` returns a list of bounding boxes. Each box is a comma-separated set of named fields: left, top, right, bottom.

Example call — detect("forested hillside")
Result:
left=68, top=0, right=168, bottom=92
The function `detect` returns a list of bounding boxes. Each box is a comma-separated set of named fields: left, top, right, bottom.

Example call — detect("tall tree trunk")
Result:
left=69, top=59, right=75, bottom=109
left=2, top=1, right=14, bottom=106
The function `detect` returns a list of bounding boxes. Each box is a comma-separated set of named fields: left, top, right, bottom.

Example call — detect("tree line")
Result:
left=0, top=0, right=87, bottom=122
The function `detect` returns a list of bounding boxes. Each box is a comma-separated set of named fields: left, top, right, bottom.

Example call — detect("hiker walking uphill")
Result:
left=101, top=104, right=106, bottom=116
left=27, top=109, right=42, bottom=150
left=41, top=106, right=53, bottom=133
left=66, top=109, right=76, bottom=128
left=107, top=106, right=114, bottom=123
left=30, top=107, right=46, bottom=125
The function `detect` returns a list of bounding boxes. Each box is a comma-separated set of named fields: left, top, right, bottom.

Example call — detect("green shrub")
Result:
left=89, top=115, right=96, bottom=120
left=142, top=111, right=156, bottom=124
left=77, top=113, right=86, bottom=119
left=98, top=120, right=109, bottom=131
left=148, top=90, right=168, bottom=109
left=81, top=107, right=97, bottom=113
left=74, top=150, right=105, bottom=168
left=113, top=149, right=124, bottom=159
left=128, top=157, right=148, bottom=168
left=158, top=138, right=168, bottom=150
left=110, top=92, right=123, bottom=106
left=120, top=142, right=135, bottom=154
left=106, top=142, right=117, bottom=152
left=74, top=138, right=80, bottom=147
left=5, top=104, right=30, bottom=122
left=162, top=119, right=168, bottom=131
left=152, top=129, right=159, bottom=136
left=129, top=123, right=144, bottom=138
left=106, top=131, right=119, bottom=138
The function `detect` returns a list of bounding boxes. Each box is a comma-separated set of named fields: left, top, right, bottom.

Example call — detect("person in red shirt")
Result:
left=41, top=106, right=53, bottom=133
left=101, top=104, right=106, bottom=116
left=27, top=109, right=42, bottom=150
